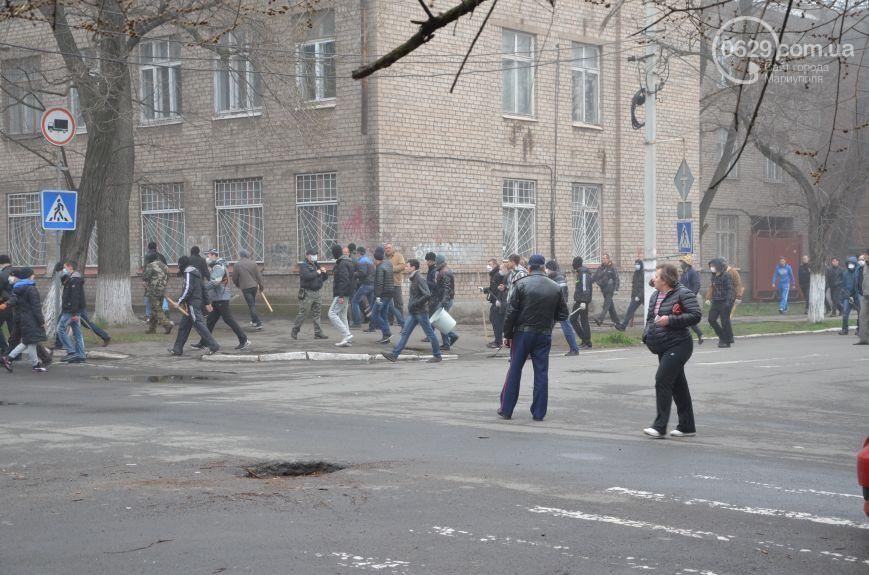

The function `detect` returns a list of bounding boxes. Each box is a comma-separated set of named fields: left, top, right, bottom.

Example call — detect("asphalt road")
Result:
left=0, top=332, right=866, bottom=574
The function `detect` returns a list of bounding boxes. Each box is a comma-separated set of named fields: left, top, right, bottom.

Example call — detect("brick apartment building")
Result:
left=0, top=1, right=705, bottom=316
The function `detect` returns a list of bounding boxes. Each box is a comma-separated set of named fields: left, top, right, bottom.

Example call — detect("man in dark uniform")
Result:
left=498, top=254, right=569, bottom=422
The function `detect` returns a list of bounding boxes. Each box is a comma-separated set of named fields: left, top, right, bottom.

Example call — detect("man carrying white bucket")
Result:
left=434, top=254, right=460, bottom=351
left=381, top=259, right=443, bottom=363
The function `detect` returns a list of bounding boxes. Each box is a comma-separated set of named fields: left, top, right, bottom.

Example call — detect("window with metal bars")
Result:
left=571, top=184, right=601, bottom=264
left=215, top=178, right=264, bottom=262
left=502, top=179, right=536, bottom=259
left=296, top=173, right=337, bottom=261
left=7, top=193, right=45, bottom=266
left=140, top=183, right=185, bottom=264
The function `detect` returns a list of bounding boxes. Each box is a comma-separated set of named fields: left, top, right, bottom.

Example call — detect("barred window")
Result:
left=2, top=58, right=40, bottom=135
left=571, top=44, right=600, bottom=125
left=215, top=178, right=264, bottom=262
left=716, top=214, right=738, bottom=265
left=214, top=31, right=261, bottom=115
left=502, top=30, right=535, bottom=117
left=502, top=179, right=536, bottom=259
left=7, top=193, right=45, bottom=266
left=298, top=11, right=336, bottom=102
left=140, top=183, right=185, bottom=263
left=140, top=39, right=182, bottom=122
left=571, top=184, right=601, bottom=264
left=296, top=173, right=337, bottom=261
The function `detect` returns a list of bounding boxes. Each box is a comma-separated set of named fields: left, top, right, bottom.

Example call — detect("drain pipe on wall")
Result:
left=550, top=42, right=560, bottom=258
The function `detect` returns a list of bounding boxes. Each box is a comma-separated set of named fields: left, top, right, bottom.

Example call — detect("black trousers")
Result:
left=570, top=302, right=591, bottom=346
left=242, top=287, right=261, bottom=325
left=620, top=298, right=643, bottom=328
left=489, top=303, right=505, bottom=345
left=708, top=301, right=734, bottom=343
left=173, top=305, right=219, bottom=353
left=198, top=300, right=246, bottom=345
left=596, top=292, right=621, bottom=325
left=652, top=338, right=695, bottom=434
left=799, top=281, right=810, bottom=312
left=0, top=310, right=12, bottom=353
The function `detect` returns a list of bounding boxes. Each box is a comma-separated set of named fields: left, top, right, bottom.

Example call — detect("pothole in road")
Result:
left=243, top=461, right=346, bottom=479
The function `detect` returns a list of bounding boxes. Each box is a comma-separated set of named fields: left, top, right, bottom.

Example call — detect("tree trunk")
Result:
left=808, top=272, right=826, bottom=324
left=93, top=68, right=137, bottom=325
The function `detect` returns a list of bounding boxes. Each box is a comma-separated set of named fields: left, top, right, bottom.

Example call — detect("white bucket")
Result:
left=429, top=308, right=457, bottom=333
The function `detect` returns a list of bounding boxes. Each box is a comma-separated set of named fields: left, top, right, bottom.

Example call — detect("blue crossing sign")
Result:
left=677, top=220, right=694, bottom=254
left=41, top=190, right=77, bottom=231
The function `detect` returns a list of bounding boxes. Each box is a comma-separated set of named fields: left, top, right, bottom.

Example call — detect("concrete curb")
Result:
left=259, top=352, right=308, bottom=362
left=85, top=350, right=130, bottom=360
left=200, top=351, right=460, bottom=363
left=734, top=327, right=847, bottom=339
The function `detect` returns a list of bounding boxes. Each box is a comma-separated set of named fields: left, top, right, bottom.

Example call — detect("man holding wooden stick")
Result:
left=169, top=256, right=219, bottom=356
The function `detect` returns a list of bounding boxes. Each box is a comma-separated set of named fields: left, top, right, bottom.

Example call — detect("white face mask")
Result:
left=635, top=264, right=642, bottom=271
left=710, top=267, right=716, bottom=274
left=486, top=265, right=493, bottom=273
left=859, top=260, right=866, bottom=267
left=848, top=264, right=855, bottom=270
left=309, top=254, right=318, bottom=262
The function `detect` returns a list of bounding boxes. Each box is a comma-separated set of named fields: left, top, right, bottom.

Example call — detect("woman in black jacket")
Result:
left=2, top=267, right=48, bottom=372
left=641, top=263, right=702, bottom=438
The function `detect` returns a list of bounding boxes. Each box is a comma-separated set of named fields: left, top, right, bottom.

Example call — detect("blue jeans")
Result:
left=777, top=283, right=790, bottom=311
left=391, top=312, right=440, bottom=357
left=388, top=295, right=405, bottom=327
left=437, top=300, right=459, bottom=346
left=144, top=296, right=169, bottom=318
left=499, top=330, right=552, bottom=420
left=351, top=284, right=374, bottom=325
left=559, top=320, right=579, bottom=352
left=80, top=310, right=110, bottom=341
left=58, top=312, right=85, bottom=359
left=842, top=295, right=860, bottom=331
left=371, top=297, right=393, bottom=337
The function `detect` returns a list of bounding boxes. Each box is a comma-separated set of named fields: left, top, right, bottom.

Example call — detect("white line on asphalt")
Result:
left=690, top=475, right=862, bottom=499
left=329, top=552, right=412, bottom=573
left=527, top=505, right=732, bottom=541
left=606, top=487, right=869, bottom=530
left=695, top=358, right=784, bottom=366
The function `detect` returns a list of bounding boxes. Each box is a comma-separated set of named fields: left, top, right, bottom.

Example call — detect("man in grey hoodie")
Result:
left=170, top=255, right=219, bottom=356
left=193, top=249, right=250, bottom=351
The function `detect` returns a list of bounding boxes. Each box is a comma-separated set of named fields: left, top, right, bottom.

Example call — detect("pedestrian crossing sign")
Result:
left=677, top=220, right=693, bottom=254
left=41, top=190, right=77, bottom=231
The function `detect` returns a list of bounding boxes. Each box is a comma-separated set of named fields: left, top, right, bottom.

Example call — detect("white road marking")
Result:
left=606, top=487, right=869, bottom=530
left=430, top=525, right=578, bottom=557
left=330, top=552, right=412, bottom=573
left=691, top=475, right=861, bottom=499
left=758, top=540, right=869, bottom=566
left=696, top=358, right=783, bottom=366
left=527, top=505, right=732, bottom=541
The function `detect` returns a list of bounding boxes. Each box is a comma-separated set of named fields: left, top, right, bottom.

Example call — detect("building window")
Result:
left=298, top=11, right=336, bottom=103
left=7, top=193, right=45, bottom=266
left=502, top=30, right=535, bottom=117
left=296, top=173, right=337, bottom=261
left=764, top=155, right=783, bottom=182
left=502, top=179, right=536, bottom=259
left=2, top=58, right=40, bottom=135
left=69, top=86, right=86, bottom=133
left=140, top=183, right=186, bottom=263
left=140, top=39, right=182, bottom=122
left=716, top=214, right=738, bottom=265
left=214, top=31, right=261, bottom=116
left=85, top=226, right=98, bottom=266
left=571, top=184, right=601, bottom=264
left=215, top=178, right=264, bottom=262
left=571, top=44, right=600, bottom=125
left=717, top=128, right=738, bottom=179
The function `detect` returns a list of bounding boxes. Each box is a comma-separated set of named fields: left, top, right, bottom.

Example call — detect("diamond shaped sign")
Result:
left=674, top=159, right=694, bottom=201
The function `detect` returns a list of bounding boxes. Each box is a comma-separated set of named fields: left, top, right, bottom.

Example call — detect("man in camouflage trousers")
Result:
left=143, top=252, right=174, bottom=334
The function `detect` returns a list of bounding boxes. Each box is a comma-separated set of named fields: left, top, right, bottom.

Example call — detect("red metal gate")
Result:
left=750, top=231, right=803, bottom=301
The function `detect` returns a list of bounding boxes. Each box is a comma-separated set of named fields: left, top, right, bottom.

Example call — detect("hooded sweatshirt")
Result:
left=177, top=266, right=209, bottom=309
left=842, top=256, right=860, bottom=298
left=61, top=271, right=86, bottom=314
left=206, top=258, right=232, bottom=302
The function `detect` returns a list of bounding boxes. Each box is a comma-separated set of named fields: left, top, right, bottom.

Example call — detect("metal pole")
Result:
left=550, top=42, right=560, bottom=259
left=642, top=0, right=658, bottom=326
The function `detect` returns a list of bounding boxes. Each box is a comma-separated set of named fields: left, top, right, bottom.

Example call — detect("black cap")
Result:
left=12, top=267, right=33, bottom=279
left=545, top=259, right=558, bottom=271
left=305, top=247, right=317, bottom=256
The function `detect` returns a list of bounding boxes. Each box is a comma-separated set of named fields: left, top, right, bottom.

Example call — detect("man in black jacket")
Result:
left=593, top=253, right=622, bottom=327
left=328, top=244, right=356, bottom=347
left=546, top=260, right=580, bottom=356
left=381, top=259, right=442, bottom=363
left=706, top=258, right=734, bottom=348
left=484, top=258, right=507, bottom=348
left=189, top=246, right=211, bottom=281
left=371, top=246, right=394, bottom=344
left=498, top=255, right=569, bottom=422
left=434, top=254, right=459, bottom=351
left=57, top=260, right=87, bottom=363
left=798, top=255, right=811, bottom=313
left=616, top=259, right=645, bottom=331
left=170, top=256, right=219, bottom=356
left=570, top=257, right=594, bottom=349
left=0, top=255, right=13, bottom=353
left=293, top=247, right=329, bottom=340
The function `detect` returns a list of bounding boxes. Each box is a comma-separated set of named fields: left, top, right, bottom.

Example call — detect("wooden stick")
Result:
left=165, top=296, right=189, bottom=316
left=260, top=291, right=274, bottom=313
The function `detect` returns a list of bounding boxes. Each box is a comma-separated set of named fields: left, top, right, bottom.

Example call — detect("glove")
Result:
left=705, top=300, right=711, bottom=306
left=579, top=303, right=587, bottom=311
left=849, top=297, right=855, bottom=305
left=495, top=300, right=501, bottom=308
left=735, top=299, right=742, bottom=305
left=634, top=296, right=641, bottom=303
left=375, top=297, right=382, bottom=305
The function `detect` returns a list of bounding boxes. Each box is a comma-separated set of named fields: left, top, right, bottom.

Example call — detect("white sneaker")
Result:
left=643, top=427, right=664, bottom=438
left=668, top=430, right=696, bottom=438
left=335, top=341, right=352, bottom=348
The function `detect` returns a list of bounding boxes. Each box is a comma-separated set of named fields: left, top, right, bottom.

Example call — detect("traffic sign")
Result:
left=677, top=220, right=693, bottom=254
left=41, top=190, right=77, bottom=231
left=674, top=159, right=694, bottom=201
left=41, top=107, right=76, bottom=146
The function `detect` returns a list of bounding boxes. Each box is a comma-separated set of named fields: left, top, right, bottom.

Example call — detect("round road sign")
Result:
left=41, top=107, right=76, bottom=146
